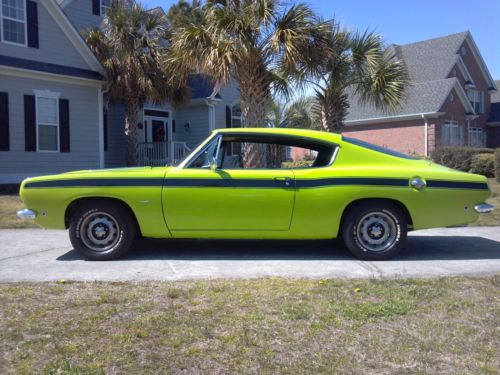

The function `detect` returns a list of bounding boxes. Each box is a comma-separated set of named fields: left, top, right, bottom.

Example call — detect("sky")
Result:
left=142, top=0, right=500, bottom=80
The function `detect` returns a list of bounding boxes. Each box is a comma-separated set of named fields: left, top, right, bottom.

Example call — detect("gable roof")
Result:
left=396, top=31, right=468, bottom=83
left=189, top=74, right=221, bottom=99
left=42, top=0, right=104, bottom=76
left=347, top=31, right=495, bottom=123
left=345, top=78, right=473, bottom=125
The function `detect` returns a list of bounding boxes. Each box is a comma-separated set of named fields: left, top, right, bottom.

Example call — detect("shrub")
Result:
left=470, top=153, right=495, bottom=177
left=431, top=147, right=494, bottom=172
left=495, top=149, right=500, bottom=182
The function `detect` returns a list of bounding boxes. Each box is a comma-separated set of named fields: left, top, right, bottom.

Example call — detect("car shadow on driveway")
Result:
left=56, top=235, right=500, bottom=261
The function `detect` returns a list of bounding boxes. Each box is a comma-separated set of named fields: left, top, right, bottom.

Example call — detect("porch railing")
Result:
left=138, top=141, right=191, bottom=166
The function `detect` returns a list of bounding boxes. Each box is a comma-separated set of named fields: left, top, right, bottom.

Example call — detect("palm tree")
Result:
left=308, top=24, right=408, bottom=133
left=168, top=0, right=329, bottom=167
left=84, top=0, right=189, bottom=166
left=166, top=0, right=202, bottom=29
left=264, top=96, right=319, bottom=130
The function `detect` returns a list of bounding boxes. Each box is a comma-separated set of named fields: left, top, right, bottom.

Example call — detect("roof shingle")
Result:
left=346, top=79, right=458, bottom=121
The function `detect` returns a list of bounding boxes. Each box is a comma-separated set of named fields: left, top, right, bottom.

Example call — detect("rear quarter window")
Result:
left=342, top=136, right=418, bottom=160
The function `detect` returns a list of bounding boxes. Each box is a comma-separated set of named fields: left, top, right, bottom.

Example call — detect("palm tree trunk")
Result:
left=124, top=97, right=140, bottom=166
left=239, top=69, right=272, bottom=168
left=317, top=90, right=350, bottom=133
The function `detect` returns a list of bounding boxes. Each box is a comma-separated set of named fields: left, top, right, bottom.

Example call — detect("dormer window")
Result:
left=101, top=0, right=111, bottom=15
left=461, top=46, right=467, bottom=57
left=1, top=0, right=26, bottom=46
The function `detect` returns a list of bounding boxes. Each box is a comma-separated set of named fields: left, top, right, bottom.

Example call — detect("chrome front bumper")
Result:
left=17, top=209, right=36, bottom=220
left=474, top=203, right=494, bottom=214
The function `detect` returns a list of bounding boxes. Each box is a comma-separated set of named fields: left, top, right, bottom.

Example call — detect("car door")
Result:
left=162, top=136, right=295, bottom=231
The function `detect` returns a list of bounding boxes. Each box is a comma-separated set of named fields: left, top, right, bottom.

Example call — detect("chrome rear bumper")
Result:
left=474, top=203, right=494, bottom=214
left=17, top=209, right=36, bottom=220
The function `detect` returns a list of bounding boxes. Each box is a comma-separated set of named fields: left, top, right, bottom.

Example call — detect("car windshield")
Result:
left=342, top=136, right=419, bottom=160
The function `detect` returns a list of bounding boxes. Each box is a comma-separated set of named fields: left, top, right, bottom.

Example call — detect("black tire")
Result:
left=69, top=200, right=136, bottom=260
left=341, top=200, right=407, bottom=260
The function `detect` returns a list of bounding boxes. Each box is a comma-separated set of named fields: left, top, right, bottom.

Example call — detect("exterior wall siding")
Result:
left=214, top=82, right=239, bottom=130
left=173, top=104, right=209, bottom=149
left=0, top=74, right=100, bottom=183
left=104, top=103, right=126, bottom=168
left=0, top=1, right=92, bottom=71
left=62, top=0, right=103, bottom=32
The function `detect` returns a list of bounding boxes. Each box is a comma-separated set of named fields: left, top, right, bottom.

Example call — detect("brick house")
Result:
left=487, top=80, right=500, bottom=140
left=343, top=31, right=498, bottom=156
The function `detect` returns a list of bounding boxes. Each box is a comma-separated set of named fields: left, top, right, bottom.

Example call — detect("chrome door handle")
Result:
left=274, top=177, right=293, bottom=187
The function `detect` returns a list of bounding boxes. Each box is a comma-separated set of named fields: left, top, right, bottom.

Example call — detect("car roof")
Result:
left=214, top=127, right=342, bottom=144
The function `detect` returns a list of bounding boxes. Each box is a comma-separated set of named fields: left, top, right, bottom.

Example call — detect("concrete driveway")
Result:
left=0, top=227, right=499, bottom=281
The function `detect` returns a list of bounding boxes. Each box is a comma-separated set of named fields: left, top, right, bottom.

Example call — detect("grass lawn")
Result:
left=469, top=178, right=500, bottom=226
left=0, top=195, right=38, bottom=229
left=0, top=277, right=498, bottom=374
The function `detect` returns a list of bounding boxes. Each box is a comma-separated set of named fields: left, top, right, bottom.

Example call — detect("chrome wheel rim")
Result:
left=356, top=211, right=397, bottom=252
left=81, top=211, right=120, bottom=252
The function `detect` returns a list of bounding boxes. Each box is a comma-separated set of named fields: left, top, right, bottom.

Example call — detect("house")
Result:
left=343, top=31, right=498, bottom=156
left=487, top=80, right=500, bottom=140
left=0, top=0, right=239, bottom=185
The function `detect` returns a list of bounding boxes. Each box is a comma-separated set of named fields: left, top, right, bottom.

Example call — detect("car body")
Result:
left=18, top=128, right=493, bottom=260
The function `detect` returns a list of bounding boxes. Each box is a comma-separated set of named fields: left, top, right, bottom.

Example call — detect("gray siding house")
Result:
left=0, top=0, right=240, bottom=184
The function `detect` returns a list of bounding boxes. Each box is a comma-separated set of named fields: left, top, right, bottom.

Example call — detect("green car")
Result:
left=18, top=128, right=493, bottom=260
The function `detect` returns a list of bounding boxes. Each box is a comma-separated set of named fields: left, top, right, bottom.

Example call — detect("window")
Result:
left=34, top=90, right=60, bottom=152
left=187, top=134, right=336, bottom=169
left=101, top=0, right=111, bottom=16
left=1, top=0, right=26, bottom=45
left=342, top=137, right=418, bottom=160
left=468, top=127, right=486, bottom=147
left=231, top=102, right=242, bottom=128
left=467, top=89, right=484, bottom=114
left=441, top=121, right=464, bottom=147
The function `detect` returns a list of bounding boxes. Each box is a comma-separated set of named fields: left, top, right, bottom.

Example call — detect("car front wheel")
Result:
left=69, top=201, right=136, bottom=260
left=342, top=201, right=407, bottom=260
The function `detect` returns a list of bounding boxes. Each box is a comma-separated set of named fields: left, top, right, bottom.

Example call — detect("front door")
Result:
left=162, top=136, right=295, bottom=231
left=151, top=120, right=167, bottom=142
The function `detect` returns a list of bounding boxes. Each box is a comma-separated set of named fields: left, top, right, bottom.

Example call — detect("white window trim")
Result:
left=231, top=101, right=242, bottom=128
left=33, top=89, right=61, bottom=153
left=0, top=0, right=28, bottom=47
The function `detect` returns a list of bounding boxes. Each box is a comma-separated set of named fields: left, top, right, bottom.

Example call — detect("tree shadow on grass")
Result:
left=57, top=235, right=500, bottom=261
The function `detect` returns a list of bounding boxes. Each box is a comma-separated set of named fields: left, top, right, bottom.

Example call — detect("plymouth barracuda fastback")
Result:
left=18, top=128, right=493, bottom=260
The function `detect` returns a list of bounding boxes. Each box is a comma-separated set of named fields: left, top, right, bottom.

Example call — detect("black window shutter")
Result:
left=172, top=119, right=176, bottom=133
left=103, top=108, right=108, bottom=151
left=0, top=93, right=9, bottom=151
left=59, top=99, right=70, bottom=152
left=92, top=0, right=100, bottom=15
left=26, top=0, right=39, bottom=48
left=24, top=95, right=36, bottom=152
left=225, top=105, right=231, bottom=128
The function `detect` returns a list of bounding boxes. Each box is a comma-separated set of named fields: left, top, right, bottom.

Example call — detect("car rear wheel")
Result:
left=69, top=201, right=136, bottom=260
left=342, top=201, right=407, bottom=260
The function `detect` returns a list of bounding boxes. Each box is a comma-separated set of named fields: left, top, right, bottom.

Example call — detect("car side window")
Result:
left=219, top=139, right=332, bottom=169
left=187, top=137, right=220, bottom=168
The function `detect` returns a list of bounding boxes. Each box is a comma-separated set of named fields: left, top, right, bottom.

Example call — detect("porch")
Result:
left=138, top=141, right=191, bottom=166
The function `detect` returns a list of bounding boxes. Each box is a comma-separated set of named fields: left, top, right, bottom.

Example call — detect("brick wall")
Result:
left=343, top=120, right=426, bottom=155
left=459, top=40, right=491, bottom=129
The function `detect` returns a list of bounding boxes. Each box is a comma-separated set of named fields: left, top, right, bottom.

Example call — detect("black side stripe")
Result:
left=426, top=180, right=488, bottom=190
left=25, top=178, right=164, bottom=188
left=24, top=177, right=489, bottom=190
